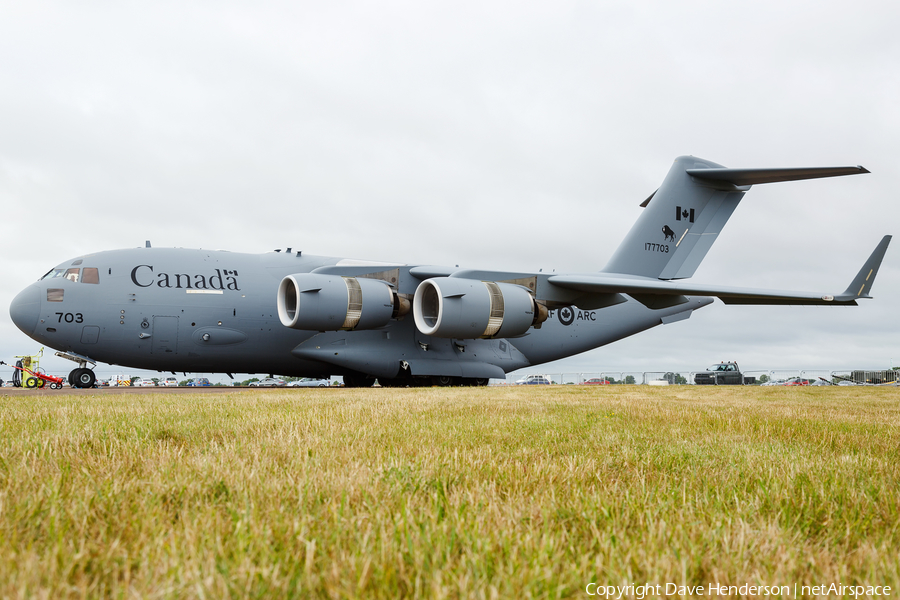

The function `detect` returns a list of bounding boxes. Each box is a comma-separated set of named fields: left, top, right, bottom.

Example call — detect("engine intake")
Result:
left=278, top=273, right=405, bottom=331
left=413, top=277, right=546, bottom=339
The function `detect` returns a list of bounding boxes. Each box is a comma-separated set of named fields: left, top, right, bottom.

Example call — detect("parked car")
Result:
left=163, top=377, right=178, bottom=387
left=583, top=378, right=610, bottom=385
left=288, top=378, right=331, bottom=387
left=186, top=377, right=211, bottom=387
left=249, top=377, right=286, bottom=387
left=694, top=362, right=756, bottom=385
left=515, top=374, right=551, bottom=385
left=132, top=377, right=155, bottom=387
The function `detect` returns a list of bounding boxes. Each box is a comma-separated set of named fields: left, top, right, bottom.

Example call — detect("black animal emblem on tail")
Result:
left=662, top=225, right=676, bottom=242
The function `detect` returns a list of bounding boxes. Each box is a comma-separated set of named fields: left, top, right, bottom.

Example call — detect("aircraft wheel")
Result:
left=342, top=373, right=373, bottom=388
left=431, top=375, right=457, bottom=387
left=71, top=369, right=86, bottom=388
left=73, top=368, right=96, bottom=389
left=25, top=377, right=38, bottom=389
left=378, top=378, right=407, bottom=388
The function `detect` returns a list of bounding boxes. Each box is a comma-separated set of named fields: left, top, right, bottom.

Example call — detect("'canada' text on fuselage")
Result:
left=130, top=265, right=241, bottom=291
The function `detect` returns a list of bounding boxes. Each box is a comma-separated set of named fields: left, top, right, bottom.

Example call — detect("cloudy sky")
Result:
left=2, top=0, right=898, bottom=382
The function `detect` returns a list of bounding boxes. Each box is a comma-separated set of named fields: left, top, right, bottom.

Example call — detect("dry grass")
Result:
left=0, top=385, right=897, bottom=598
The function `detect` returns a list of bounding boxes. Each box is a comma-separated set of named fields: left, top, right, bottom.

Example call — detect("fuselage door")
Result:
left=152, top=316, right=179, bottom=354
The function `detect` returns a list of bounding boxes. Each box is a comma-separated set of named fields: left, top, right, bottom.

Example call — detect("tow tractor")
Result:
left=1, top=348, right=66, bottom=389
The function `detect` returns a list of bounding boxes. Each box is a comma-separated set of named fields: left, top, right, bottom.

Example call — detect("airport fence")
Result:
left=501, top=369, right=900, bottom=386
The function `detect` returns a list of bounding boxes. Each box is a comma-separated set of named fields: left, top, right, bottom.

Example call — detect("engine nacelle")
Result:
left=413, top=277, right=546, bottom=339
left=278, top=273, right=402, bottom=331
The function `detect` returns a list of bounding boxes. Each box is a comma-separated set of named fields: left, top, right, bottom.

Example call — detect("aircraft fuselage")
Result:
left=10, top=247, right=705, bottom=383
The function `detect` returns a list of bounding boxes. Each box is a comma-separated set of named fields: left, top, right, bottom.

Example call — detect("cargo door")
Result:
left=152, top=316, right=179, bottom=355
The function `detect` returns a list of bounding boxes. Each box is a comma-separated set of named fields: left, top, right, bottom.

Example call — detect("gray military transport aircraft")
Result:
left=8, top=156, right=892, bottom=388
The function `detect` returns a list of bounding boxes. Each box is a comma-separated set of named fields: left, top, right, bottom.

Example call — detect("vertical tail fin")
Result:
left=602, top=156, right=869, bottom=280
left=602, top=156, right=744, bottom=280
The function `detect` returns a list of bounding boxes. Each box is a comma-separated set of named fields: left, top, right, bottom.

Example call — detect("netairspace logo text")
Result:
left=585, top=582, right=892, bottom=598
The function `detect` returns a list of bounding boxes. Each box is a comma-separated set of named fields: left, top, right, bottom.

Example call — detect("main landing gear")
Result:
left=341, top=371, right=490, bottom=388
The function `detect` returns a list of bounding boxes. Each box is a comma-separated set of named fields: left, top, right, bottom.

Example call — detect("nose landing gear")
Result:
left=55, top=350, right=99, bottom=388
left=69, top=368, right=97, bottom=389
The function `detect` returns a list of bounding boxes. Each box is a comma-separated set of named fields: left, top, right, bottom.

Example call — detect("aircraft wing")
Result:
left=548, top=235, right=891, bottom=306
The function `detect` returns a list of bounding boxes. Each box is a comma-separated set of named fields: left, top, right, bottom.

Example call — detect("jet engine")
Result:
left=413, top=277, right=547, bottom=339
left=277, top=273, right=407, bottom=331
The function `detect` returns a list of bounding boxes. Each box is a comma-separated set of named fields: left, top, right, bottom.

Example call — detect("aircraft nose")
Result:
left=9, top=285, right=41, bottom=336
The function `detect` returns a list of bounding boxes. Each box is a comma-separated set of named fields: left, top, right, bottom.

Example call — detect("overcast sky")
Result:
left=2, top=0, right=898, bottom=382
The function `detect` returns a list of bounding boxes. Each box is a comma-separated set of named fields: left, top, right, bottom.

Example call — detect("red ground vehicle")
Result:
left=1, top=349, right=66, bottom=389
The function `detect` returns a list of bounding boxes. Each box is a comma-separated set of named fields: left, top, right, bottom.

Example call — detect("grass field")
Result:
left=0, top=385, right=897, bottom=598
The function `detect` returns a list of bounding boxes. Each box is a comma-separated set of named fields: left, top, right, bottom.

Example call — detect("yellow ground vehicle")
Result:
left=1, top=348, right=65, bottom=389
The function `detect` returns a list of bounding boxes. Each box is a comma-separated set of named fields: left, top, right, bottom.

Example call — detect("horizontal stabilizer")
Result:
left=686, top=165, right=869, bottom=187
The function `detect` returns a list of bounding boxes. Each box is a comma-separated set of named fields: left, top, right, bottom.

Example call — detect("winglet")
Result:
left=838, top=235, right=892, bottom=300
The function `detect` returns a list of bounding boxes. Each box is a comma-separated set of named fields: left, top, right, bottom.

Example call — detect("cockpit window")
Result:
left=41, top=267, right=100, bottom=284
left=82, top=268, right=99, bottom=284
left=41, top=269, right=66, bottom=281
